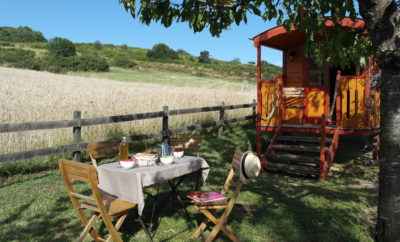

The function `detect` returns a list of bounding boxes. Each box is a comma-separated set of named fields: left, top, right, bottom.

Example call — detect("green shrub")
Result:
left=0, top=42, right=14, bottom=47
left=113, top=54, right=137, bottom=68
left=0, top=48, right=40, bottom=70
left=94, top=40, right=103, bottom=50
left=30, top=42, right=48, bottom=49
left=39, top=55, right=73, bottom=73
left=41, top=54, right=109, bottom=73
left=147, top=43, right=178, bottom=60
left=75, top=54, right=109, bottom=72
left=0, top=26, right=46, bottom=42
left=48, top=37, right=76, bottom=57
left=198, top=50, right=210, bottom=63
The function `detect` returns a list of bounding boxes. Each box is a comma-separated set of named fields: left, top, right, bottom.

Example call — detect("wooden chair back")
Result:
left=59, top=159, right=125, bottom=242
left=170, top=132, right=202, bottom=156
left=222, top=150, right=243, bottom=195
left=87, top=140, right=120, bottom=168
left=191, top=150, right=244, bottom=242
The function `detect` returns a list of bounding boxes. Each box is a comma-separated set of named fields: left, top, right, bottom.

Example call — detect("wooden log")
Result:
left=0, top=143, right=88, bottom=163
left=0, top=120, right=79, bottom=133
left=271, top=144, right=320, bottom=153
left=162, top=106, right=170, bottom=144
left=0, top=133, right=162, bottom=163
left=276, top=135, right=332, bottom=144
left=252, top=99, right=257, bottom=123
left=73, top=111, right=82, bottom=161
left=0, top=111, right=164, bottom=133
left=218, top=102, right=225, bottom=137
left=0, top=103, right=253, bottom=134
left=81, top=111, right=164, bottom=126
left=268, top=153, right=319, bottom=166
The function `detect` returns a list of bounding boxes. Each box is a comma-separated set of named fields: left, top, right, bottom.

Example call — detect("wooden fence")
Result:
left=0, top=100, right=257, bottom=163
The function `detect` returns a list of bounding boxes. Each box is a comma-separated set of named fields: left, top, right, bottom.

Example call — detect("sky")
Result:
left=0, top=0, right=282, bottom=66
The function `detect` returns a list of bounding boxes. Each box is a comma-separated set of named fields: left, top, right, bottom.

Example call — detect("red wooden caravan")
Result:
left=252, top=18, right=380, bottom=179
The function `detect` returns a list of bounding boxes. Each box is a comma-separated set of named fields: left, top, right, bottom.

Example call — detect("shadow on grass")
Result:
left=0, top=122, right=377, bottom=242
left=0, top=194, right=81, bottom=241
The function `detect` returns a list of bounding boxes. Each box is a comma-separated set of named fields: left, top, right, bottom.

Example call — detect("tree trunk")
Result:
left=377, top=67, right=400, bottom=242
left=359, top=1, right=400, bottom=241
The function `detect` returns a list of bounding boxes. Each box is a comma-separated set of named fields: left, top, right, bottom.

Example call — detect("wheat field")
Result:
left=0, top=67, right=255, bottom=155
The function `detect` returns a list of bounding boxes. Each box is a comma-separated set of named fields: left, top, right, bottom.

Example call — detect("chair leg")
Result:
left=192, top=222, right=207, bottom=239
left=200, top=209, right=239, bottom=241
left=78, top=214, right=100, bottom=242
left=205, top=222, right=222, bottom=242
left=103, top=214, right=129, bottom=242
left=114, top=214, right=127, bottom=231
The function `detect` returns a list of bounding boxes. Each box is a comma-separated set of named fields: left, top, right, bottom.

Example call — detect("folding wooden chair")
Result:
left=188, top=150, right=245, bottom=242
left=59, top=159, right=136, bottom=242
left=87, top=140, right=120, bottom=168
left=170, top=132, right=202, bottom=157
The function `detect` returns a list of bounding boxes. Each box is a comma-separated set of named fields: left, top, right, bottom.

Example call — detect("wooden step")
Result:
left=271, top=144, right=320, bottom=153
left=281, top=124, right=320, bottom=129
left=276, top=135, right=332, bottom=144
left=267, top=153, right=319, bottom=167
left=266, top=163, right=320, bottom=178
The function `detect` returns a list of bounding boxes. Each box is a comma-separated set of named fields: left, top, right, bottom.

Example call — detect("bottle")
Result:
left=119, top=137, right=129, bottom=161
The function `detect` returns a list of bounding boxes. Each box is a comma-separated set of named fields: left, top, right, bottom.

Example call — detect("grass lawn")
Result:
left=71, top=67, right=254, bottom=91
left=0, top=123, right=377, bottom=241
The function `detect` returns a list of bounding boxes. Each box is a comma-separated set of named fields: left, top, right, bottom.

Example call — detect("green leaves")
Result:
left=119, top=0, right=373, bottom=67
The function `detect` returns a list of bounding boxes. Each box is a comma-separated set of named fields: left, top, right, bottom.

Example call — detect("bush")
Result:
left=198, top=50, right=210, bottom=63
left=48, top=37, right=76, bottom=57
left=0, top=48, right=40, bottom=70
left=39, top=55, right=73, bottom=73
left=30, top=42, right=48, bottom=49
left=147, top=43, right=178, bottom=60
left=75, top=54, right=109, bottom=72
left=113, top=54, right=137, bottom=68
left=0, top=42, right=14, bottom=47
left=0, top=26, right=46, bottom=42
left=94, top=40, right=102, bottom=50
left=41, top=54, right=109, bottom=73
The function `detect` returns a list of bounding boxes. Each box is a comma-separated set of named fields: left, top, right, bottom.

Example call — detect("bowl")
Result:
left=160, top=156, right=174, bottom=165
left=119, top=160, right=136, bottom=169
left=173, top=151, right=184, bottom=158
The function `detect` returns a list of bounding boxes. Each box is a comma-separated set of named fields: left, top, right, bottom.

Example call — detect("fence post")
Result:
left=252, top=99, right=257, bottom=123
left=162, top=106, right=170, bottom=144
left=218, top=102, right=225, bottom=137
left=72, top=110, right=82, bottom=161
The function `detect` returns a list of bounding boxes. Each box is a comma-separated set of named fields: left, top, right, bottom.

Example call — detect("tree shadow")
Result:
left=0, top=122, right=377, bottom=242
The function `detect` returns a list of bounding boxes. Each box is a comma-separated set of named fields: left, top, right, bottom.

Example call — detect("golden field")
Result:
left=0, top=67, right=255, bottom=154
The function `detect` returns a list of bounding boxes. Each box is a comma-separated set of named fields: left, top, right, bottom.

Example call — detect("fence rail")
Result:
left=0, top=101, right=256, bottom=163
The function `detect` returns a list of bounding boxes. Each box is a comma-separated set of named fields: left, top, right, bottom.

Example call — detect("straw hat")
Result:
left=239, top=151, right=261, bottom=183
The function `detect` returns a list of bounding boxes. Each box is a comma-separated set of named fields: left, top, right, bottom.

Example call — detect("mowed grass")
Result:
left=0, top=123, right=377, bottom=242
left=71, top=67, right=255, bottom=90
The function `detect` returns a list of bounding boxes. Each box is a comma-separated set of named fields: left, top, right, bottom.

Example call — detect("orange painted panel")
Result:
left=305, top=90, right=325, bottom=118
left=283, top=108, right=303, bottom=124
left=260, top=82, right=279, bottom=126
left=340, top=77, right=368, bottom=129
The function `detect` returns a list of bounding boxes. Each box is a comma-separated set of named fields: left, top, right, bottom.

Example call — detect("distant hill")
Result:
left=0, top=26, right=281, bottom=82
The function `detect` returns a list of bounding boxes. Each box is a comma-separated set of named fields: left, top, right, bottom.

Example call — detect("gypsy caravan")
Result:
left=252, top=18, right=380, bottom=179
